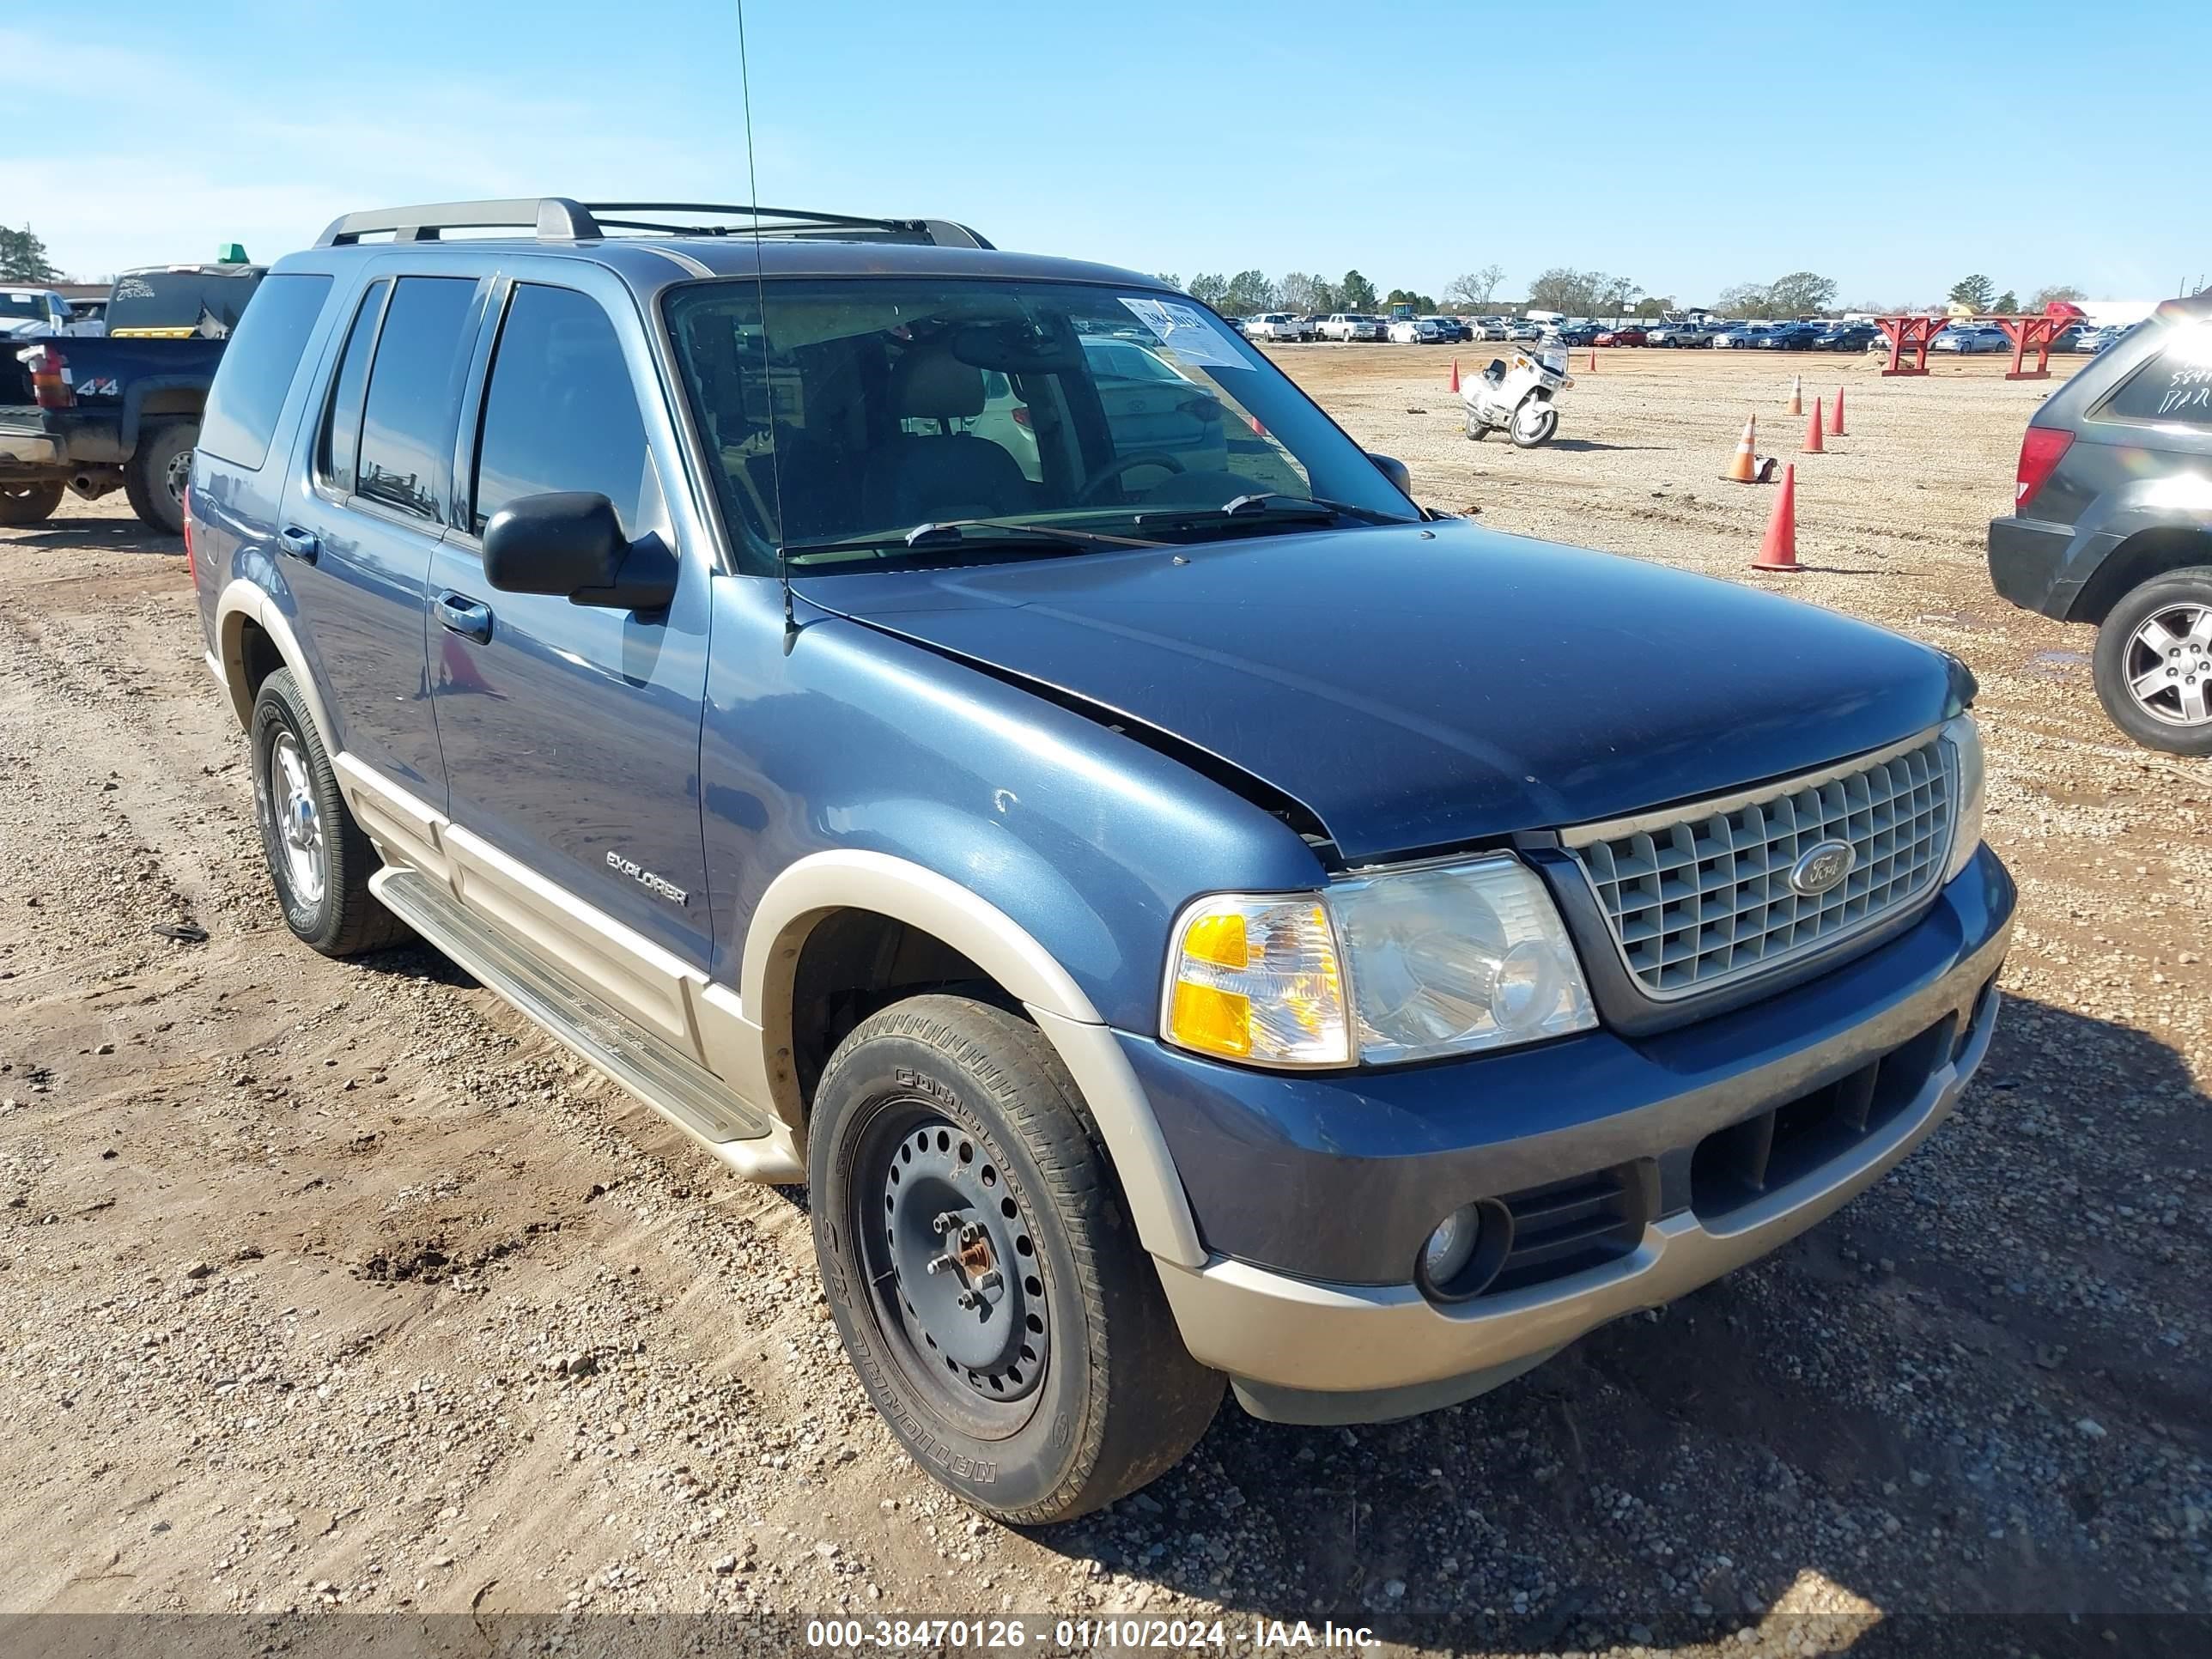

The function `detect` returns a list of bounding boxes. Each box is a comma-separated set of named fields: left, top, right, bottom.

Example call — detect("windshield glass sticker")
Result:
left=1118, top=298, right=1247, bottom=368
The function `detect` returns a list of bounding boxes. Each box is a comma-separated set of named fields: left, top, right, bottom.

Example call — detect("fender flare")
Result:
left=741, top=848, right=1205, bottom=1268
left=210, top=577, right=337, bottom=750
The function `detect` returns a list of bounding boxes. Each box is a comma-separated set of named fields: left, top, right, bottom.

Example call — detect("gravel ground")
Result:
left=1, top=347, right=2206, bottom=1657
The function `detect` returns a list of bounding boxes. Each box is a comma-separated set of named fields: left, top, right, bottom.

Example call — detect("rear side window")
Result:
left=198, top=273, right=332, bottom=470
left=356, top=276, right=478, bottom=520
left=2101, top=332, right=2212, bottom=428
left=471, top=284, right=653, bottom=535
left=317, top=279, right=389, bottom=494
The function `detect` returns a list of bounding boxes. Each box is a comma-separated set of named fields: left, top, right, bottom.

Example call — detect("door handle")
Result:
left=277, top=526, right=319, bottom=562
left=435, top=590, right=493, bottom=642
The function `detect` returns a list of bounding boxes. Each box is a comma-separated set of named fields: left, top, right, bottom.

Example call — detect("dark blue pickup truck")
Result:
left=187, top=198, right=2013, bottom=1523
left=2, top=261, right=263, bottom=531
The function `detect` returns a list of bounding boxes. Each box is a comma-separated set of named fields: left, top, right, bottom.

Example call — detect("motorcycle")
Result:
left=1461, top=339, right=1571, bottom=447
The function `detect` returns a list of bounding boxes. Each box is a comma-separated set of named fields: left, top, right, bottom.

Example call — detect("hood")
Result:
left=793, top=522, right=1958, bottom=864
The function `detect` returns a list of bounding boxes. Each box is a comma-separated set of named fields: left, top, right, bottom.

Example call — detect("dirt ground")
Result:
left=1, top=345, right=2206, bottom=1658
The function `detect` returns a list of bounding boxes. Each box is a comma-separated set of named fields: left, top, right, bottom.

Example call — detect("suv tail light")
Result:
left=2014, top=427, right=2073, bottom=514
left=181, top=481, right=197, bottom=582
left=17, top=343, right=75, bottom=410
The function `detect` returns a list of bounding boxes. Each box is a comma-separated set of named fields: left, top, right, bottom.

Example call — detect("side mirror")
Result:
left=1367, top=453, right=1413, bottom=497
left=481, top=491, right=677, bottom=611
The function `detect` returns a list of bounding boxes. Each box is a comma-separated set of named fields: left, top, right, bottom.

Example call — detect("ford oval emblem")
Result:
left=1790, top=839, right=1856, bottom=897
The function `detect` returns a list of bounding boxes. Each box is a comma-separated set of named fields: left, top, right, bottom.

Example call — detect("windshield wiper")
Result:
left=788, top=518, right=1164, bottom=562
left=904, top=518, right=1164, bottom=550
left=1132, top=494, right=1408, bottom=533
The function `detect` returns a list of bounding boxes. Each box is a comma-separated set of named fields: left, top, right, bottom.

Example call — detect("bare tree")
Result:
left=1717, top=281, right=1774, bottom=319
left=2031, top=283, right=2087, bottom=310
left=1443, top=264, right=1506, bottom=308
left=1766, top=271, right=1838, bottom=317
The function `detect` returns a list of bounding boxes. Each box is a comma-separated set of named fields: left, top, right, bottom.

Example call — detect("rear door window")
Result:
left=356, top=276, right=478, bottom=521
left=2100, top=332, right=2212, bottom=428
left=316, top=279, right=390, bottom=494
left=197, top=272, right=332, bottom=470
left=470, top=284, right=653, bottom=535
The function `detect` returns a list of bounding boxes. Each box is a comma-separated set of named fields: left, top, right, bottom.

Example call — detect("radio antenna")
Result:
left=734, top=0, right=795, bottom=647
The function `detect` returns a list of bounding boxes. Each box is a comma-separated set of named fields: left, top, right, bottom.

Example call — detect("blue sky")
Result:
left=5, top=0, right=2202, bottom=304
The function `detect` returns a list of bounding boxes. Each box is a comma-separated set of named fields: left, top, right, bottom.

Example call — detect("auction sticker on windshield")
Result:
left=1119, top=297, right=1246, bottom=368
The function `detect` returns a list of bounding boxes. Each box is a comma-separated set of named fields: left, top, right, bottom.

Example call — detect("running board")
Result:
left=373, top=869, right=802, bottom=1181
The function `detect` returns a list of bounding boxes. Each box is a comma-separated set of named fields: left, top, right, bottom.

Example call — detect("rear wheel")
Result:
left=125, top=420, right=195, bottom=535
left=810, top=994, right=1222, bottom=1523
left=0, top=480, right=65, bottom=525
left=2094, top=568, right=2212, bottom=757
left=250, top=668, right=412, bottom=955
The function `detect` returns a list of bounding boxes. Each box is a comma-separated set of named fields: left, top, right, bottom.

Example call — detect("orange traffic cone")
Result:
left=1723, top=416, right=1759, bottom=483
left=1587, top=348, right=1598, bottom=371
left=1754, top=465, right=1799, bottom=570
left=1803, top=398, right=1826, bottom=453
left=1787, top=374, right=1802, bottom=416
left=1449, top=358, right=1461, bottom=393
left=1830, top=386, right=1846, bottom=436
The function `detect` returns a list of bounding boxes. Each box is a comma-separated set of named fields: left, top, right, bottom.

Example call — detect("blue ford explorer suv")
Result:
left=186, top=198, right=2014, bottom=1523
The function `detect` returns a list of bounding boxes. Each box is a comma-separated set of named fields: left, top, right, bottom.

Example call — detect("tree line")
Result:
left=1152, top=261, right=2099, bottom=321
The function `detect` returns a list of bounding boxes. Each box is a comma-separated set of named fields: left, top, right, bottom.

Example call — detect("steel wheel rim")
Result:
left=270, top=730, right=327, bottom=904
left=2124, top=602, right=2212, bottom=727
left=164, top=446, right=192, bottom=507
left=854, top=1103, right=1050, bottom=1438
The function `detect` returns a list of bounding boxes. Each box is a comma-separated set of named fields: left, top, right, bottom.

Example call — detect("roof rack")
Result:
left=313, top=198, right=992, bottom=251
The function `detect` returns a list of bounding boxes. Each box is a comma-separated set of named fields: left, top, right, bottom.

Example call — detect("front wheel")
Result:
left=811, top=994, right=1223, bottom=1523
left=124, top=421, right=195, bottom=535
left=0, top=480, right=66, bottom=526
left=2093, top=568, right=2212, bottom=757
left=1510, top=398, right=1559, bottom=447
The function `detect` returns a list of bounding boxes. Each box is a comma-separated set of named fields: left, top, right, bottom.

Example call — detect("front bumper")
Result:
left=1137, top=844, right=2014, bottom=1420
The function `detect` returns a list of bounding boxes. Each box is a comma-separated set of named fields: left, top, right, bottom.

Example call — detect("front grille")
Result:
left=1565, top=734, right=1953, bottom=999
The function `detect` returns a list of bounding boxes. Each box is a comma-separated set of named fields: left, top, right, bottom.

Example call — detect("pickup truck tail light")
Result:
left=2014, top=426, right=2073, bottom=513
left=17, top=343, right=76, bottom=410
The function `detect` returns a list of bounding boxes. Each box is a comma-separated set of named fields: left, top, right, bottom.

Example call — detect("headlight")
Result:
left=1163, top=857, right=1595, bottom=1070
left=1941, top=713, right=1985, bottom=884
left=1330, top=858, right=1596, bottom=1063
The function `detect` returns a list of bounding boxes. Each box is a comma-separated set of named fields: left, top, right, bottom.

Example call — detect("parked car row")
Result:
left=1227, top=307, right=2132, bottom=357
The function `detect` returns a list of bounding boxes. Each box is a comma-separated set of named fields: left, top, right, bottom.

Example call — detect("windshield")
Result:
left=665, top=277, right=1416, bottom=572
left=0, top=293, right=46, bottom=320
left=106, top=269, right=263, bottom=336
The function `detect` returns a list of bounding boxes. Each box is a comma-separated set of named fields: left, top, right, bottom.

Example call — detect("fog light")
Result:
left=1422, top=1204, right=1482, bottom=1286
left=1419, top=1196, right=1516, bottom=1299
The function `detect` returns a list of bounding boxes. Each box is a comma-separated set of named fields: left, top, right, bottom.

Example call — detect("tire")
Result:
left=1510, top=400, right=1559, bottom=447
left=250, top=668, right=412, bottom=955
left=124, top=420, right=195, bottom=535
left=0, top=480, right=65, bottom=526
left=2092, top=567, right=2212, bottom=757
left=810, top=994, right=1223, bottom=1523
